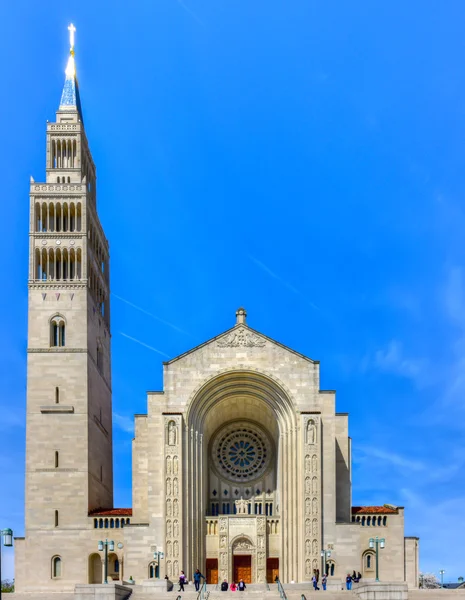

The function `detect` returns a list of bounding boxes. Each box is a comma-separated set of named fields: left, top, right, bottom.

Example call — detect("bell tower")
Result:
left=24, top=23, right=113, bottom=541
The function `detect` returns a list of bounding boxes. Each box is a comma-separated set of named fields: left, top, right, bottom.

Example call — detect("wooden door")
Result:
left=206, top=559, right=218, bottom=584
left=233, top=555, right=252, bottom=584
left=267, top=558, right=279, bottom=583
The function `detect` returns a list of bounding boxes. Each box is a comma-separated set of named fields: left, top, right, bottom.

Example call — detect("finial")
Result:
left=68, top=23, right=76, bottom=54
left=236, top=307, right=247, bottom=325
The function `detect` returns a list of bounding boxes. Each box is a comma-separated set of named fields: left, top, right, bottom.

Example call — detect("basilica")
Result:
left=15, top=27, right=419, bottom=593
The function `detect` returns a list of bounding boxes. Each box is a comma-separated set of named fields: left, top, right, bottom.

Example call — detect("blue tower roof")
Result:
left=58, top=25, right=84, bottom=124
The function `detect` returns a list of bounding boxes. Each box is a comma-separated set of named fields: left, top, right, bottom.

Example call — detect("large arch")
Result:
left=184, top=369, right=299, bottom=583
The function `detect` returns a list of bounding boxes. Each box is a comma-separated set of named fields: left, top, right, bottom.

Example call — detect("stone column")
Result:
left=164, top=416, right=183, bottom=581
left=303, top=415, right=321, bottom=581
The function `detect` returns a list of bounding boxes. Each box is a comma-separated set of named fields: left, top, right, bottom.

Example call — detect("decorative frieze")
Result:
left=217, top=328, right=266, bottom=348
left=303, top=416, right=321, bottom=581
left=164, top=415, right=182, bottom=580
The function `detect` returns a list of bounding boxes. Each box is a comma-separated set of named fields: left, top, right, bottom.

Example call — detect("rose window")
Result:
left=212, top=423, right=272, bottom=482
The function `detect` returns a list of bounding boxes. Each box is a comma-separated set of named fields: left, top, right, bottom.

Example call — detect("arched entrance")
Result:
left=184, top=369, right=298, bottom=583
left=232, top=536, right=254, bottom=584
left=88, top=553, right=102, bottom=584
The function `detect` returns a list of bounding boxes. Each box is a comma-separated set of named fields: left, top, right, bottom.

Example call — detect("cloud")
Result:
left=374, top=340, right=426, bottom=380
left=119, top=332, right=171, bottom=358
left=112, top=293, right=189, bottom=335
left=249, top=256, right=320, bottom=310
left=355, top=446, right=426, bottom=473
left=113, top=413, right=134, bottom=434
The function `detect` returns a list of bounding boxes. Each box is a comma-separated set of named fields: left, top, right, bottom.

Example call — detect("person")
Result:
left=352, top=571, right=357, bottom=581
left=194, top=569, right=205, bottom=592
left=238, top=580, right=246, bottom=591
left=312, top=574, right=319, bottom=591
left=178, top=571, right=187, bottom=592
left=346, top=574, right=352, bottom=591
left=221, top=580, right=229, bottom=592
left=230, top=582, right=237, bottom=591
left=322, top=573, right=327, bottom=591
left=165, top=575, right=174, bottom=592
left=357, top=573, right=362, bottom=581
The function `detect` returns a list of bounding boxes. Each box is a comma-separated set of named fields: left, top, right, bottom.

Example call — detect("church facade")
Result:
left=15, top=28, right=419, bottom=593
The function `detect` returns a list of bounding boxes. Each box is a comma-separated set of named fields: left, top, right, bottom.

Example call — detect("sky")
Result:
left=1, top=0, right=465, bottom=584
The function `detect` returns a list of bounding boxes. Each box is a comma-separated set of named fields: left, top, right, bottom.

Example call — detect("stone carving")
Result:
left=312, top=454, right=318, bottom=472
left=220, top=535, right=227, bottom=548
left=174, top=560, right=179, bottom=576
left=166, top=540, right=172, bottom=557
left=168, top=421, right=177, bottom=446
left=167, top=561, right=172, bottom=577
left=235, top=497, right=248, bottom=514
left=173, top=477, right=178, bottom=496
left=220, top=553, right=227, bottom=567
left=312, top=559, right=318, bottom=571
left=217, top=329, right=266, bottom=348
left=305, top=559, right=311, bottom=575
left=174, top=520, right=179, bottom=537
left=173, top=456, right=178, bottom=475
left=173, top=499, right=179, bottom=516
left=166, top=478, right=171, bottom=496
left=305, top=540, right=311, bottom=555
left=235, top=540, right=253, bottom=550
left=174, top=541, right=179, bottom=557
left=305, top=519, right=311, bottom=535
left=312, top=518, right=318, bottom=535
left=257, top=517, right=266, bottom=534
left=305, top=455, right=311, bottom=473
left=312, top=539, right=318, bottom=554
left=166, top=520, right=172, bottom=537
left=219, top=518, right=227, bottom=533
left=306, top=419, right=316, bottom=445
left=257, top=569, right=265, bottom=583
left=166, top=456, right=172, bottom=475
left=305, top=477, right=311, bottom=494
left=166, top=499, right=172, bottom=516
left=257, top=536, right=265, bottom=549
left=312, top=477, right=318, bottom=494
left=305, top=498, right=311, bottom=515
left=312, top=498, right=318, bottom=514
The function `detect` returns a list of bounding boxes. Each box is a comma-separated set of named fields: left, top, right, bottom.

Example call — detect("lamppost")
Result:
left=321, top=549, right=331, bottom=577
left=98, top=539, right=114, bottom=584
left=368, top=536, right=385, bottom=582
left=440, top=570, right=445, bottom=588
left=153, top=550, right=164, bottom=579
left=0, top=529, right=14, bottom=600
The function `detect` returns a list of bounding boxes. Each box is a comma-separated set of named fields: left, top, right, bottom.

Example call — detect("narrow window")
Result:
left=52, top=556, right=62, bottom=578
left=367, top=555, right=372, bottom=569
left=115, top=519, right=120, bottom=528
left=383, top=516, right=387, bottom=526
left=104, top=518, right=108, bottom=528
left=55, top=451, right=59, bottom=468
left=110, top=518, right=114, bottom=528
left=55, top=386, right=59, bottom=404
left=99, top=518, right=103, bottom=528
left=94, top=519, right=98, bottom=529
left=114, top=559, right=119, bottom=573
left=100, top=465, right=103, bottom=481
left=54, top=510, right=59, bottom=527
left=367, top=516, right=371, bottom=526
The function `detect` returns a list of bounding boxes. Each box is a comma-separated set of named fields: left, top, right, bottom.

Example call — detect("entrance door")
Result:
left=267, top=558, right=279, bottom=583
left=206, top=558, right=218, bottom=584
left=233, top=555, right=252, bottom=584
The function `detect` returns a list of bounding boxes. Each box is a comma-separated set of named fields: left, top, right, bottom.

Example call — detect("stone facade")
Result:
left=14, top=31, right=420, bottom=594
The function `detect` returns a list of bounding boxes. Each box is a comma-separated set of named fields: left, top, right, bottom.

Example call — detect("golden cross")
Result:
left=68, top=23, right=76, bottom=50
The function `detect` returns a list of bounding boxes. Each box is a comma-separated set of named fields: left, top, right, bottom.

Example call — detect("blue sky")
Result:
left=1, top=0, right=465, bottom=583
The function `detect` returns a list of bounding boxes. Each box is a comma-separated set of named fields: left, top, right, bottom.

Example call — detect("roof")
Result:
left=164, top=323, right=318, bottom=366
left=352, top=505, right=399, bottom=515
left=89, top=508, right=133, bottom=517
left=59, top=48, right=84, bottom=124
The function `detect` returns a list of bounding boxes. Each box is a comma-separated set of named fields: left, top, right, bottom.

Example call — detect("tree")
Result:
left=419, top=573, right=440, bottom=589
left=1, top=579, right=15, bottom=593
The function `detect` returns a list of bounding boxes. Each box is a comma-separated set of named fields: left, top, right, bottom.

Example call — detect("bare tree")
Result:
left=419, top=573, right=440, bottom=589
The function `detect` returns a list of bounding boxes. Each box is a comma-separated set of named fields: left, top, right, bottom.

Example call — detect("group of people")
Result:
left=221, top=579, right=247, bottom=591
left=312, top=569, right=362, bottom=591
left=176, top=570, right=247, bottom=593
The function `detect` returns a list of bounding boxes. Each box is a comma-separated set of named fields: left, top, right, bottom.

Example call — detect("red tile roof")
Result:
left=352, top=506, right=398, bottom=515
left=89, top=508, right=133, bottom=517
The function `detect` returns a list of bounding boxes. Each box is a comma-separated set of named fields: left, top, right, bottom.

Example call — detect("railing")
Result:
left=277, top=579, right=288, bottom=600
left=197, top=581, right=207, bottom=600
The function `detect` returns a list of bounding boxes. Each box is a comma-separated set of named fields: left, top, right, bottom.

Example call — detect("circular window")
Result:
left=212, top=423, right=272, bottom=482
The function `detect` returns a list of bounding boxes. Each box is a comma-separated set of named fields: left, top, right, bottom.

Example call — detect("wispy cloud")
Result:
left=373, top=340, right=427, bottom=381
left=175, top=0, right=206, bottom=27
left=114, top=412, right=134, bottom=434
left=355, top=446, right=426, bottom=472
left=119, top=332, right=171, bottom=358
left=249, top=256, right=320, bottom=310
left=112, top=293, right=189, bottom=335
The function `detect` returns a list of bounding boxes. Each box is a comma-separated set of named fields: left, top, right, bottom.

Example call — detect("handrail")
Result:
left=276, top=579, right=288, bottom=600
left=197, top=581, right=207, bottom=600
left=301, top=595, right=307, bottom=600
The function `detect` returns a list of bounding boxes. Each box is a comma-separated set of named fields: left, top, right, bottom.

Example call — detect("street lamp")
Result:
left=0, top=529, right=14, bottom=600
left=98, top=539, right=114, bottom=584
left=440, top=570, right=445, bottom=588
left=368, top=536, right=385, bottom=582
left=320, top=549, right=331, bottom=577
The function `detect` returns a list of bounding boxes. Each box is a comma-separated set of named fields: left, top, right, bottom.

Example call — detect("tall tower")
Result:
left=23, top=23, right=113, bottom=562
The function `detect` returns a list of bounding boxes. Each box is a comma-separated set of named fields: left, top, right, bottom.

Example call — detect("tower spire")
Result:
left=59, top=23, right=84, bottom=123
